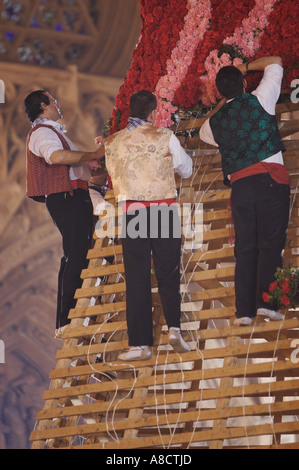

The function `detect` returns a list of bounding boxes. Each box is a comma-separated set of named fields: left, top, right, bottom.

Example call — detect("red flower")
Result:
left=281, top=295, right=290, bottom=306
left=269, top=281, right=278, bottom=293
left=282, top=284, right=291, bottom=294
left=262, top=292, right=270, bottom=303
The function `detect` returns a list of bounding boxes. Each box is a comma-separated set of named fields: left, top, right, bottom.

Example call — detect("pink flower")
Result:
left=233, top=58, right=243, bottom=67
left=200, top=0, right=278, bottom=105
left=155, top=0, right=212, bottom=126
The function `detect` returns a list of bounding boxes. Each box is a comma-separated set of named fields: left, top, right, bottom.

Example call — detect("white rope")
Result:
left=241, top=320, right=257, bottom=449
left=86, top=311, right=138, bottom=443
left=267, top=315, right=285, bottom=449
left=153, top=334, right=167, bottom=449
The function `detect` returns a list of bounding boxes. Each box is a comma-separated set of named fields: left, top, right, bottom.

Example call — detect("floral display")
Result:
left=110, top=0, right=299, bottom=133
left=262, top=267, right=299, bottom=310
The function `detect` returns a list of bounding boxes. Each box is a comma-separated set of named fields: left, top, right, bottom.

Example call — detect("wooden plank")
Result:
left=210, top=335, right=241, bottom=449
left=80, top=264, right=234, bottom=283
left=279, top=120, right=299, bottom=138
left=64, top=421, right=299, bottom=449
left=276, top=101, right=299, bottom=114
left=50, top=338, right=294, bottom=380
left=42, top=357, right=299, bottom=402
left=35, top=377, right=299, bottom=421
left=30, top=398, right=299, bottom=442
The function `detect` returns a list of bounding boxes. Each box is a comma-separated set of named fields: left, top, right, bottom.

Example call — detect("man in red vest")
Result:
left=24, top=90, right=105, bottom=338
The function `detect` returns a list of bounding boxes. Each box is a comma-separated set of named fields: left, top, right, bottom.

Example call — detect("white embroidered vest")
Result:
left=105, top=123, right=177, bottom=201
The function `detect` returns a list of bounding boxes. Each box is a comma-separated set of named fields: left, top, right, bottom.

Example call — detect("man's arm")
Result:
left=199, top=119, right=218, bottom=147
left=237, top=56, right=282, bottom=75
left=240, top=56, right=283, bottom=115
left=169, top=134, right=193, bottom=178
left=205, top=97, right=227, bottom=119
left=50, top=144, right=105, bottom=165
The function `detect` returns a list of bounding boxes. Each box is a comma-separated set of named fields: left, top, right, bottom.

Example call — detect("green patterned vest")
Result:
left=210, top=93, right=285, bottom=178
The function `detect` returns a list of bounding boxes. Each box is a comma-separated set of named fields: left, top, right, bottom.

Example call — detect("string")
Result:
left=153, top=334, right=167, bottom=449
left=177, top=146, right=220, bottom=447
left=86, top=312, right=121, bottom=442
left=187, top=344, right=205, bottom=448
left=241, top=320, right=257, bottom=449
left=267, top=315, right=285, bottom=449
left=86, top=311, right=138, bottom=443
left=167, top=353, right=185, bottom=448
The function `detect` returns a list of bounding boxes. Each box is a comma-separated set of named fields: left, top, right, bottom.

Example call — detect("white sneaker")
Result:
left=257, top=308, right=284, bottom=321
left=169, top=327, right=190, bottom=353
left=234, top=316, right=253, bottom=326
left=118, top=346, right=152, bottom=361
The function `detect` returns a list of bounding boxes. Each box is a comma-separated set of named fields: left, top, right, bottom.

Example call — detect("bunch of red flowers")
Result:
left=262, top=267, right=299, bottom=309
left=110, top=0, right=187, bottom=133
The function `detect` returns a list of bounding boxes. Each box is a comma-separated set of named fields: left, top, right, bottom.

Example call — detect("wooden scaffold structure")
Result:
left=30, top=101, right=299, bottom=450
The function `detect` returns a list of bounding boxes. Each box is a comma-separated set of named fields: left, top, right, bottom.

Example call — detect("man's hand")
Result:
left=95, top=136, right=105, bottom=145
left=50, top=145, right=105, bottom=165
left=237, top=63, right=247, bottom=76
left=238, top=56, right=282, bottom=75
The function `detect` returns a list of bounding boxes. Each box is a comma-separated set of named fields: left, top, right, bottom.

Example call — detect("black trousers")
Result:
left=46, top=189, right=94, bottom=328
left=121, top=205, right=182, bottom=346
left=231, top=173, right=290, bottom=318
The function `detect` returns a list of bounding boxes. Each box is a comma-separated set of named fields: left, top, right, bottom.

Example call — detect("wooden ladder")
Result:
left=30, top=101, right=299, bottom=449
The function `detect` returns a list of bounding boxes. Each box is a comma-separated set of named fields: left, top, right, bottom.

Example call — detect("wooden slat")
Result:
left=30, top=398, right=299, bottom=442
left=49, top=338, right=295, bottom=380
left=64, top=421, right=299, bottom=449
left=35, top=377, right=299, bottom=421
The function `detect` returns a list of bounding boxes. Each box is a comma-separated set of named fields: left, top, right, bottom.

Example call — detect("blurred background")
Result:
left=0, top=0, right=141, bottom=449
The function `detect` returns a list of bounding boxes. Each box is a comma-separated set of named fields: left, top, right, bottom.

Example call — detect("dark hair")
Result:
left=215, top=66, right=244, bottom=100
left=24, top=90, right=50, bottom=122
left=129, top=90, right=157, bottom=119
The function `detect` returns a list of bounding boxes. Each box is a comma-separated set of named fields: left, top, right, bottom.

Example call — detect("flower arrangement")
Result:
left=262, top=267, right=299, bottom=310
left=109, top=0, right=299, bottom=133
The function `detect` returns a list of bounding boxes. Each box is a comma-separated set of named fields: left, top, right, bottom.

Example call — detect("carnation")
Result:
left=262, top=267, right=299, bottom=310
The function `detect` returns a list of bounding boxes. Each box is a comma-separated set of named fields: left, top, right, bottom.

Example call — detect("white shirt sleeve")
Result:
left=28, top=127, right=65, bottom=165
left=199, top=119, right=219, bottom=147
left=169, top=133, right=193, bottom=178
left=251, top=63, right=283, bottom=115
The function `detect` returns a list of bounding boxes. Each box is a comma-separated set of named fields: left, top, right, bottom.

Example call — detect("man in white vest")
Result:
left=105, top=90, right=193, bottom=361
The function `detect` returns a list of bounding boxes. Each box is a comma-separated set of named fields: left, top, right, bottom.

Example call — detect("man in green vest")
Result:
left=200, top=56, right=290, bottom=326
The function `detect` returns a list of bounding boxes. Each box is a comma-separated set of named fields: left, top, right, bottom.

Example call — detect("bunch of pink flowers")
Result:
left=200, top=0, right=278, bottom=105
left=154, top=0, right=211, bottom=127
left=224, top=0, right=278, bottom=57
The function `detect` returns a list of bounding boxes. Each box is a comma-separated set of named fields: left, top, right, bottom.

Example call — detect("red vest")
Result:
left=26, top=124, right=73, bottom=202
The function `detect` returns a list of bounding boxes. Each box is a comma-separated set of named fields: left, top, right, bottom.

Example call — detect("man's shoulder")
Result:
left=105, top=128, right=127, bottom=144
left=145, top=123, right=173, bottom=138
left=29, top=120, right=63, bottom=136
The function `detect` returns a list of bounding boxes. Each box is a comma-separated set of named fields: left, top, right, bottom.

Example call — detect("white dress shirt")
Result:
left=29, top=118, right=91, bottom=181
left=169, top=133, right=193, bottom=178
